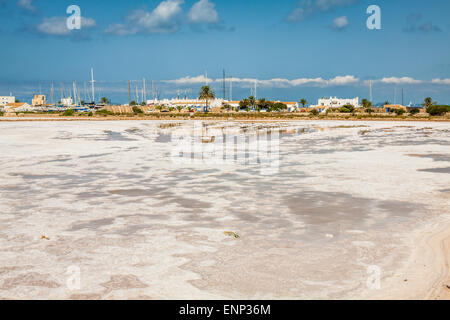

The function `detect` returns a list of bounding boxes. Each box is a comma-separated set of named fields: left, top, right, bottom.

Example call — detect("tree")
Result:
left=422, top=97, right=435, bottom=108
left=176, top=106, right=183, bottom=112
left=427, top=105, right=450, bottom=116
left=365, top=108, right=374, bottom=114
left=130, top=100, right=137, bottom=106
left=310, top=109, right=319, bottom=116
left=361, top=99, right=371, bottom=109
left=15, top=99, right=19, bottom=103
left=100, top=97, right=110, bottom=104
left=239, top=99, right=250, bottom=111
left=384, top=101, right=390, bottom=106
left=199, top=86, right=215, bottom=112
left=248, top=96, right=256, bottom=109
left=300, top=98, right=308, bottom=108
left=258, top=98, right=267, bottom=109
left=342, top=104, right=355, bottom=112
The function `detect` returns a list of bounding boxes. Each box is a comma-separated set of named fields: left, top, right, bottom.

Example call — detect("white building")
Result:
left=61, top=97, right=74, bottom=107
left=146, top=98, right=225, bottom=109
left=317, top=97, right=359, bottom=109
left=0, top=95, right=15, bottom=106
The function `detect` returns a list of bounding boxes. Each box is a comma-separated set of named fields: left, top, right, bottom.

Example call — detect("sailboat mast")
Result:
left=90, top=68, right=95, bottom=104
left=143, top=78, right=146, bottom=104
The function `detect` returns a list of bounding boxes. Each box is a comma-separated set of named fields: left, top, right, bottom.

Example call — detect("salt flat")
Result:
left=0, top=120, right=449, bottom=299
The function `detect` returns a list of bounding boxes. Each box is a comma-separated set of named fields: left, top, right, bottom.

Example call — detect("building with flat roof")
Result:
left=0, top=95, right=15, bottom=106
left=317, top=97, right=360, bottom=109
left=32, top=94, right=46, bottom=107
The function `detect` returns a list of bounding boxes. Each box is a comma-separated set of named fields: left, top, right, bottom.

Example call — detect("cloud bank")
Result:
left=287, top=0, right=360, bottom=22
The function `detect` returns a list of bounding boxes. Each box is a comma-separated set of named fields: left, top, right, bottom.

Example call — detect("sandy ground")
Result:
left=0, top=120, right=448, bottom=300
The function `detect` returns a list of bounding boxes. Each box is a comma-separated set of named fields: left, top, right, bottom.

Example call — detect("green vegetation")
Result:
left=393, top=109, right=406, bottom=116
left=96, top=109, right=114, bottom=116
left=62, top=109, right=75, bottom=116
left=310, top=109, right=319, bottom=116
left=0, top=111, right=4, bottom=117
left=422, top=97, right=436, bottom=109
left=132, top=106, right=144, bottom=114
left=427, top=105, right=450, bottom=116
left=176, top=106, right=183, bottom=112
left=199, top=85, right=215, bottom=111
left=15, top=99, right=19, bottom=103
left=365, top=108, right=374, bottom=114
left=361, top=99, right=372, bottom=109
left=409, top=108, right=420, bottom=115
left=338, top=104, right=355, bottom=113
left=87, top=111, right=93, bottom=117
left=100, top=97, right=111, bottom=104
left=300, top=98, right=308, bottom=108
left=130, top=100, right=137, bottom=106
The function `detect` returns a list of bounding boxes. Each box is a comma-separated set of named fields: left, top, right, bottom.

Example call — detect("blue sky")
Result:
left=0, top=0, right=449, bottom=104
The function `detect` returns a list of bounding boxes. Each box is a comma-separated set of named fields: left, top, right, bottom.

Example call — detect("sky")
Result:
left=0, top=0, right=449, bottom=105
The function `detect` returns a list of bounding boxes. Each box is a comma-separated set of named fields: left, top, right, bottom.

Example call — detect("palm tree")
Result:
left=100, top=97, right=110, bottom=105
left=422, top=97, right=435, bottom=108
left=176, top=106, right=183, bottom=113
left=199, top=86, right=215, bottom=112
left=248, top=96, right=256, bottom=110
left=361, top=99, right=371, bottom=108
left=300, top=98, right=308, bottom=108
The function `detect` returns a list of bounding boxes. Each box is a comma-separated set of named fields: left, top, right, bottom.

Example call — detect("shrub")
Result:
left=427, top=105, right=450, bottom=116
left=365, top=108, right=374, bottom=114
left=310, top=109, right=319, bottom=116
left=132, top=106, right=144, bottom=114
left=339, top=107, right=351, bottom=113
left=342, top=104, right=355, bottom=112
left=393, top=109, right=406, bottom=116
left=0, top=111, right=4, bottom=117
left=88, top=112, right=93, bottom=117
left=409, top=108, right=420, bottom=115
left=63, top=109, right=75, bottom=116
left=96, top=109, right=114, bottom=116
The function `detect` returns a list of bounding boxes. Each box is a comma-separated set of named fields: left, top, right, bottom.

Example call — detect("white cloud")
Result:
left=17, top=0, right=36, bottom=12
left=432, top=78, right=450, bottom=85
left=164, top=75, right=359, bottom=87
left=188, top=0, right=219, bottom=24
left=328, top=75, right=358, bottom=85
left=378, top=77, right=423, bottom=84
left=105, top=0, right=184, bottom=35
left=163, top=75, right=213, bottom=85
left=287, top=0, right=359, bottom=22
left=331, top=16, right=349, bottom=30
left=36, top=16, right=96, bottom=36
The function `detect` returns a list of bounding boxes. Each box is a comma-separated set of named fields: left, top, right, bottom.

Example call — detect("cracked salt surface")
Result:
left=0, top=120, right=449, bottom=299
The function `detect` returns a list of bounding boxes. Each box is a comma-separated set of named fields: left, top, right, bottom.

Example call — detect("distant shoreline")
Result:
left=1, top=114, right=450, bottom=122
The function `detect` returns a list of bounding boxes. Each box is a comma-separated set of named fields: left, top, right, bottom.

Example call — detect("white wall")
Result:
left=318, top=97, right=359, bottom=108
left=0, top=96, right=15, bottom=106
